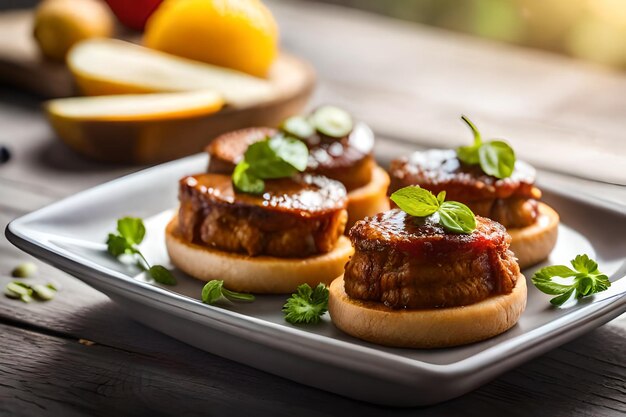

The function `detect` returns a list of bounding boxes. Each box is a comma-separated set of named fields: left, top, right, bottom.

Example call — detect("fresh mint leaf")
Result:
left=531, top=255, right=611, bottom=306
left=282, top=283, right=329, bottom=324
left=438, top=201, right=476, bottom=234
left=117, top=217, right=146, bottom=246
left=232, top=134, right=309, bottom=194
left=390, top=186, right=476, bottom=234
left=149, top=265, right=177, bottom=286
left=390, top=186, right=440, bottom=217
left=456, top=116, right=516, bottom=179
left=478, top=141, right=516, bottom=179
left=201, top=280, right=255, bottom=304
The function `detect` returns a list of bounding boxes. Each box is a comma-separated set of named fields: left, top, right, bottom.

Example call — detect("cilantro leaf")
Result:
left=201, top=280, right=255, bottom=304
left=531, top=255, right=611, bottom=306
left=106, top=233, right=132, bottom=257
left=390, top=186, right=441, bottom=217
left=149, top=265, right=177, bottom=286
left=455, top=116, right=516, bottom=179
left=282, top=283, right=329, bottom=324
left=117, top=217, right=146, bottom=246
left=390, top=186, right=476, bottom=234
left=438, top=201, right=476, bottom=234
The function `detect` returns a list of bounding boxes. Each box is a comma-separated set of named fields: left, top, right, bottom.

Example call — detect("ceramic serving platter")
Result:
left=6, top=153, right=626, bottom=406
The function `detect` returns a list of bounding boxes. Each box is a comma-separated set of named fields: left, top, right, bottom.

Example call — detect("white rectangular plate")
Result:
left=6, top=153, right=626, bottom=406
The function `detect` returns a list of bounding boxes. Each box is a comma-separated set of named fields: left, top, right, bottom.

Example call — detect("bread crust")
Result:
left=328, top=274, right=527, bottom=348
left=165, top=215, right=354, bottom=293
left=509, top=202, right=559, bottom=269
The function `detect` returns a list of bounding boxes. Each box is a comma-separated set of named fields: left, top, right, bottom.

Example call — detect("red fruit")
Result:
left=104, top=0, right=163, bottom=31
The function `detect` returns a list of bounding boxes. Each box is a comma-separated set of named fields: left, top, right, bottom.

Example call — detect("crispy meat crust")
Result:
left=178, top=173, right=347, bottom=257
left=344, top=209, right=520, bottom=308
left=388, top=149, right=541, bottom=228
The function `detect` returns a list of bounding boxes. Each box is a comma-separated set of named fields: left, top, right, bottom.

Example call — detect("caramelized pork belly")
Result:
left=389, top=149, right=541, bottom=228
left=344, top=209, right=520, bottom=309
left=178, top=173, right=347, bottom=257
left=206, top=123, right=375, bottom=191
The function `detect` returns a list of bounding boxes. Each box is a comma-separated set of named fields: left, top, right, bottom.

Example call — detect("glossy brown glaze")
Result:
left=344, top=209, right=520, bottom=309
left=178, top=173, right=348, bottom=257
left=388, top=149, right=541, bottom=228
left=206, top=123, right=375, bottom=191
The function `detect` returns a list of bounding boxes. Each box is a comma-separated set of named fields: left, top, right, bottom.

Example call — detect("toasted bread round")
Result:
left=165, top=215, right=353, bottom=293
left=328, top=273, right=527, bottom=348
left=509, top=202, right=559, bottom=269
left=346, top=165, right=390, bottom=229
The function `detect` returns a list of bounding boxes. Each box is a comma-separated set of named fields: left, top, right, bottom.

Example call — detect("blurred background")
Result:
left=308, top=0, right=626, bottom=69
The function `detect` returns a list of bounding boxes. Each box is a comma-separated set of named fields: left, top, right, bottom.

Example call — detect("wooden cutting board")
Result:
left=0, top=9, right=75, bottom=97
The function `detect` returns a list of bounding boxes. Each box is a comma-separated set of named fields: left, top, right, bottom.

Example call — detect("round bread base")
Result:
left=346, top=165, right=390, bottom=230
left=509, top=202, right=559, bottom=270
left=165, top=215, right=354, bottom=294
left=328, top=274, right=527, bottom=348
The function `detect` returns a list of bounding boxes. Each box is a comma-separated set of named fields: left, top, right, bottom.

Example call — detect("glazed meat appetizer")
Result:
left=329, top=186, right=527, bottom=348
left=388, top=116, right=558, bottom=269
left=166, top=134, right=353, bottom=293
left=206, top=106, right=390, bottom=228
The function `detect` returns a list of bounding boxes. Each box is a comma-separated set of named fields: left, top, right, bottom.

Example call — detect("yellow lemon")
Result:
left=144, top=0, right=278, bottom=78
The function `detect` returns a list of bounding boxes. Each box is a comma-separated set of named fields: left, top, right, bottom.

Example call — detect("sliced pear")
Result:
left=46, top=89, right=224, bottom=121
left=67, top=39, right=275, bottom=107
left=45, top=90, right=225, bottom=163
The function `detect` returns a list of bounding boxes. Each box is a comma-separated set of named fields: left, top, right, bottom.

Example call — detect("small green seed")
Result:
left=11, top=262, right=37, bottom=278
left=281, top=115, right=315, bottom=139
left=5, top=281, right=33, bottom=302
left=310, top=106, right=353, bottom=138
left=32, top=284, right=56, bottom=301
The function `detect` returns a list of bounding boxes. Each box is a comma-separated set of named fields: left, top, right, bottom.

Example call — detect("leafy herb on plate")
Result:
left=106, top=217, right=176, bottom=285
left=282, top=283, right=329, bottom=324
left=532, top=254, right=611, bottom=306
left=456, top=115, right=516, bottom=179
left=232, top=134, right=308, bottom=194
left=390, top=186, right=476, bottom=234
left=201, top=280, right=255, bottom=305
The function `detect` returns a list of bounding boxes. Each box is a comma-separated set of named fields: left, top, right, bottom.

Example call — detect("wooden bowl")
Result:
left=49, top=53, right=315, bottom=164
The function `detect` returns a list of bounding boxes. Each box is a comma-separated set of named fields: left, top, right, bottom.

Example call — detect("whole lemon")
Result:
left=33, top=0, right=114, bottom=62
left=144, top=0, right=278, bottom=78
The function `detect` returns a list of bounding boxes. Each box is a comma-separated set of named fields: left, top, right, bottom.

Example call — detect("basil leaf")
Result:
left=390, top=186, right=440, bottom=217
left=478, top=141, right=515, bottom=179
left=233, top=161, right=265, bottom=194
left=456, top=115, right=482, bottom=164
left=148, top=265, right=177, bottom=286
left=436, top=191, right=446, bottom=205
left=438, top=201, right=476, bottom=234
left=202, top=280, right=226, bottom=304
left=269, top=135, right=309, bottom=171
left=117, top=217, right=146, bottom=245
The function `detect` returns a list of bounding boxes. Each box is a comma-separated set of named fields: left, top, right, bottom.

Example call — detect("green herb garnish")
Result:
left=201, top=280, right=255, bottom=304
left=390, top=186, right=476, bottom=234
left=232, top=135, right=308, bottom=194
left=456, top=115, right=516, bottom=179
left=11, top=262, right=37, bottom=278
left=106, top=217, right=176, bottom=286
left=532, top=254, right=611, bottom=306
left=282, top=283, right=329, bottom=324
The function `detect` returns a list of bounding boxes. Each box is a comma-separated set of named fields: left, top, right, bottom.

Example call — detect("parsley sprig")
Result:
left=201, top=280, right=255, bottom=304
left=456, top=115, right=516, bottom=179
left=532, top=254, right=611, bottom=306
left=106, top=217, right=176, bottom=286
left=232, top=134, right=308, bottom=194
left=390, top=186, right=476, bottom=234
left=282, top=283, right=329, bottom=324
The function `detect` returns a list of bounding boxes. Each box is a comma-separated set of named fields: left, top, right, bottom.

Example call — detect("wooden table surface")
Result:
left=1, top=1, right=625, bottom=416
